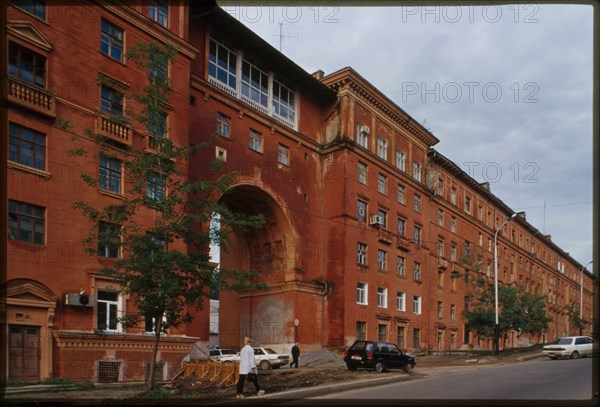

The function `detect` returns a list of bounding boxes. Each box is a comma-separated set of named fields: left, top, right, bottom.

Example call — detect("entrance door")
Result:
left=9, top=325, right=40, bottom=383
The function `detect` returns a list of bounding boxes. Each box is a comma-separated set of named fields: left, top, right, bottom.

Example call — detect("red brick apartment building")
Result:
left=3, top=1, right=594, bottom=384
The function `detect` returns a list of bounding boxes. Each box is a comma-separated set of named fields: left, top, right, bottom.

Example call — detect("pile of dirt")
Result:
left=298, top=349, right=346, bottom=368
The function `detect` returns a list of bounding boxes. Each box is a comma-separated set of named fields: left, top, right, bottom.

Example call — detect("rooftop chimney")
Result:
left=312, top=69, right=325, bottom=80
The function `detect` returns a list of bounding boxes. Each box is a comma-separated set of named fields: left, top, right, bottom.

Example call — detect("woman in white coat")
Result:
left=236, top=337, right=265, bottom=398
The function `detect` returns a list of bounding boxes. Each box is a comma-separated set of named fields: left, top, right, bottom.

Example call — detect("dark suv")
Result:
left=343, top=340, right=416, bottom=373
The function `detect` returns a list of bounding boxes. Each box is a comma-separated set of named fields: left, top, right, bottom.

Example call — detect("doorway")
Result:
left=9, top=325, right=41, bottom=383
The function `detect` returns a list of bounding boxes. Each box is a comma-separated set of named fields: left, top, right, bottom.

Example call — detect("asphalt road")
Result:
left=312, top=356, right=595, bottom=404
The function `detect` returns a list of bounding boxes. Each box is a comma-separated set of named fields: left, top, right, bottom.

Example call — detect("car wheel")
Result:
left=260, top=360, right=271, bottom=370
left=346, top=364, right=357, bottom=371
left=570, top=351, right=579, bottom=359
left=404, top=363, right=413, bottom=374
left=375, top=361, right=385, bottom=373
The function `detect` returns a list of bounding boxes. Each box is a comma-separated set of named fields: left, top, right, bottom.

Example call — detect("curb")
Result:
left=516, top=352, right=546, bottom=362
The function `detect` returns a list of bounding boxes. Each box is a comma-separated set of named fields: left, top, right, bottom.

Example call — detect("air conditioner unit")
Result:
left=369, top=215, right=383, bottom=226
left=360, top=125, right=370, bottom=134
left=65, top=293, right=94, bottom=307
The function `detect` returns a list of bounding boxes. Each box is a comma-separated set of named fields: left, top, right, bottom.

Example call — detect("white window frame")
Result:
left=412, top=162, right=422, bottom=181
left=413, top=262, right=421, bottom=281
left=396, top=150, right=406, bottom=171
left=378, top=173, right=387, bottom=194
left=97, top=289, right=123, bottom=333
left=357, top=242, right=367, bottom=265
left=377, top=137, right=388, bottom=161
left=377, top=249, right=387, bottom=271
left=356, top=124, right=369, bottom=148
left=397, top=256, right=405, bottom=277
left=357, top=282, right=368, bottom=305
left=397, top=185, right=405, bottom=204
left=413, top=295, right=422, bottom=315
left=377, top=287, right=388, bottom=308
left=396, top=291, right=406, bottom=311
left=358, top=162, right=367, bottom=184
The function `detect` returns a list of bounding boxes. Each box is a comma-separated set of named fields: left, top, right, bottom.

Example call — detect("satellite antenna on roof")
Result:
left=274, top=21, right=298, bottom=53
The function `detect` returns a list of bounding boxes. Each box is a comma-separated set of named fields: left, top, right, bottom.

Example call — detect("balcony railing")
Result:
left=396, top=235, right=411, bottom=250
left=144, top=133, right=174, bottom=155
left=95, top=113, right=132, bottom=146
left=6, top=76, right=56, bottom=117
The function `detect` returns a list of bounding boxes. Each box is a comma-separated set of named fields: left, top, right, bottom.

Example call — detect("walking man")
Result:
left=290, top=342, right=300, bottom=368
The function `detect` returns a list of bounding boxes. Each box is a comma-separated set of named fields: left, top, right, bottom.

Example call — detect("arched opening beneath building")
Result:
left=213, top=184, right=301, bottom=350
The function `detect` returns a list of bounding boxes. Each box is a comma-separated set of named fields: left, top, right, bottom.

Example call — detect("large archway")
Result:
left=215, top=183, right=302, bottom=350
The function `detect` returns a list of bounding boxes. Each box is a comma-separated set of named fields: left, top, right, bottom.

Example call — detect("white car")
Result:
left=208, top=348, right=238, bottom=361
left=542, top=336, right=595, bottom=359
left=218, top=347, right=290, bottom=369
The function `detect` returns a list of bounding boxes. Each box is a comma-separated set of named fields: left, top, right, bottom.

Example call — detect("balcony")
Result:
left=144, top=134, right=174, bottom=156
left=438, top=258, right=449, bottom=269
left=6, top=76, right=56, bottom=118
left=396, top=235, right=411, bottom=251
left=95, top=113, right=132, bottom=146
left=377, top=228, right=393, bottom=244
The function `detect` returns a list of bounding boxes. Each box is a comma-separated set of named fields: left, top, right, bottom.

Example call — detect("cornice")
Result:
left=53, top=330, right=198, bottom=351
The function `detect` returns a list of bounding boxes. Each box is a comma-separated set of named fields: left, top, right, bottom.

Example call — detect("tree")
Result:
left=462, top=279, right=552, bottom=350
left=564, top=303, right=587, bottom=334
left=72, top=41, right=266, bottom=390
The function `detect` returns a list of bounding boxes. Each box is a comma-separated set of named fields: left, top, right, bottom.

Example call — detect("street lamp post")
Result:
left=494, top=213, right=517, bottom=354
left=580, top=260, right=594, bottom=336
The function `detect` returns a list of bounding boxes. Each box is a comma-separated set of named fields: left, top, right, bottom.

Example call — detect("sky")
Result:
left=218, top=2, right=595, bottom=274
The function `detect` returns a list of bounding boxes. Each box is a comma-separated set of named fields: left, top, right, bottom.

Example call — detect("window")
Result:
left=8, top=42, right=46, bottom=87
left=465, top=196, right=471, bottom=213
left=437, top=301, right=443, bottom=319
left=438, top=209, right=444, bottom=226
left=397, top=256, right=405, bottom=277
left=377, top=249, right=387, bottom=272
left=438, top=240, right=444, bottom=257
left=397, top=218, right=405, bottom=236
left=413, top=296, right=422, bottom=315
left=98, top=222, right=121, bottom=258
left=377, top=287, right=387, bottom=308
left=450, top=216, right=457, bottom=233
left=450, top=245, right=457, bottom=261
left=437, top=178, right=444, bottom=196
left=451, top=187, right=457, bottom=204
left=357, top=200, right=367, bottom=223
left=100, top=19, right=124, bottom=62
left=377, top=209, right=387, bottom=228
left=413, top=194, right=421, bottom=212
left=101, top=85, right=124, bottom=117
left=396, top=150, right=406, bottom=171
left=412, top=162, right=422, bottom=181
left=397, top=326, right=405, bottom=349
left=397, top=185, right=405, bottom=204
left=145, top=313, right=167, bottom=333
left=147, top=111, right=167, bottom=138
left=241, top=60, right=268, bottom=107
left=9, top=123, right=45, bottom=170
left=450, top=304, right=456, bottom=320
left=10, top=0, right=46, bottom=19
left=97, top=289, right=121, bottom=331
left=378, top=173, right=387, bottom=194
left=396, top=292, right=406, bottom=311
left=208, top=38, right=237, bottom=90
left=149, top=0, right=168, bottom=27
left=438, top=271, right=444, bottom=287
left=216, top=113, right=231, bottom=138
left=356, top=282, right=368, bottom=305
left=465, top=241, right=471, bottom=258
left=356, top=321, right=367, bottom=340
left=277, top=144, right=290, bottom=166
left=248, top=129, right=263, bottom=153
left=413, top=328, right=421, bottom=348
left=358, top=162, right=367, bottom=184
left=8, top=200, right=44, bottom=244
left=413, top=226, right=421, bottom=245
left=377, top=324, right=387, bottom=341
left=413, top=262, right=421, bottom=281
left=147, top=172, right=166, bottom=202
left=357, top=242, right=367, bottom=265
left=99, top=156, right=122, bottom=194
left=273, top=80, right=296, bottom=123
left=377, top=137, right=388, bottom=160
left=356, top=124, right=369, bottom=148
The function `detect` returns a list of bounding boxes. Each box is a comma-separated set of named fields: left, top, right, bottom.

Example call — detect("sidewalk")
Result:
left=2, top=353, right=547, bottom=403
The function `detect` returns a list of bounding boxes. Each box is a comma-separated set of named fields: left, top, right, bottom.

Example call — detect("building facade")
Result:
left=3, top=1, right=594, bottom=384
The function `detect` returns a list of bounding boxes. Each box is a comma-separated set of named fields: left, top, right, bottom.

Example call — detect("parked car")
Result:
left=218, top=347, right=290, bottom=369
left=208, top=348, right=238, bottom=361
left=543, top=336, right=595, bottom=359
left=343, top=340, right=416, bottom=373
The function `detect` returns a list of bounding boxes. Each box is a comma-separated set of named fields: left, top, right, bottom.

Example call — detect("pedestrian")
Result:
left=236, top=337, right=265, bottom=398
left=290, top=342, right=300, bottom=368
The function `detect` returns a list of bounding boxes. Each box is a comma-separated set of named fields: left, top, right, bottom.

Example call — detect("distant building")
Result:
left=4, top=1, right=593, bottom=384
